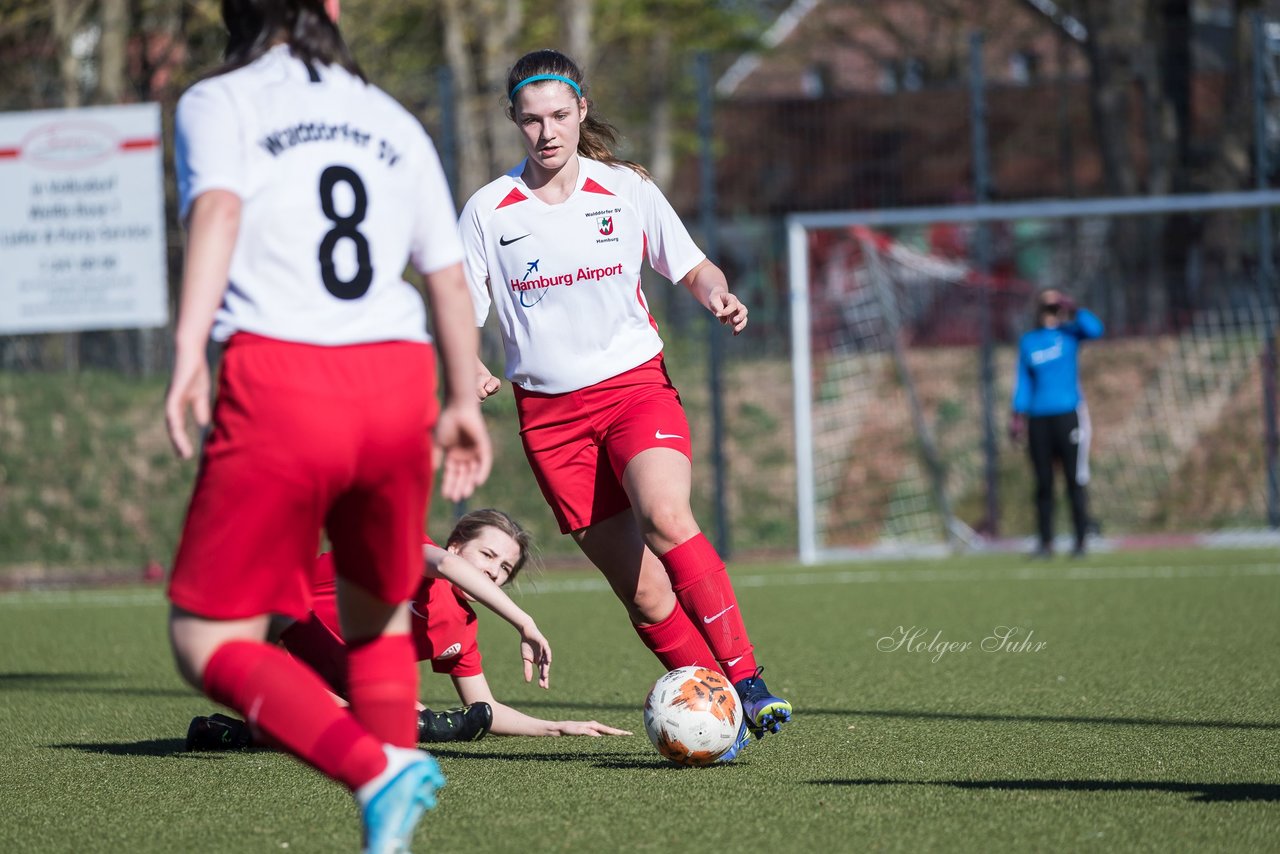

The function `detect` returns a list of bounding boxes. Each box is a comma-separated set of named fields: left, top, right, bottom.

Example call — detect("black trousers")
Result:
left=1027, top=410, right=1089, bottom=548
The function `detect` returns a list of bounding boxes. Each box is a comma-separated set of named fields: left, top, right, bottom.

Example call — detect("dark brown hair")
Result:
left=212, top=0, right=365, bottom=81
left=446, top=508, right=536, bottom=586
left=506, top=49, right=648, bottom=178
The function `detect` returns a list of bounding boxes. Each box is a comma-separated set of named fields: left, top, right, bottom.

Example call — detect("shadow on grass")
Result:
left=506, top=698, right=1280, bottom=731
left=822, top=708, right=1280, bottom=731
left=48, top=742, right=675, bottom=771
left=50, top=738, right=196, bottom=758
left=429, top=746, right=681, bottom=770
left=0, top=670, right=192, bottom=698
left=808, top=778, right=1280, bottom=803
left=0, top=671, right=116, bottom=684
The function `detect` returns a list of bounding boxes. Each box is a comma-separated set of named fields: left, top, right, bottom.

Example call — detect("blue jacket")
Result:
left=1012, top=308, right=1104, bottom=417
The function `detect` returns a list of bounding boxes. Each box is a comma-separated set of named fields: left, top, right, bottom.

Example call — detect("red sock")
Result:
left=203, top=640, right=386, bottom=790
left=660, top=534, right=758, bottom=683
left=633, top=602, right=721, bottom=673
left=280, top=613, right=349, bottom=697
left=345, top=633, right=419, bottom=747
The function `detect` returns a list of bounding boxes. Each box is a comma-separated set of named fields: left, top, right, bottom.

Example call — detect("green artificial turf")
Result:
left=1, top=548, right=1277, bottom=852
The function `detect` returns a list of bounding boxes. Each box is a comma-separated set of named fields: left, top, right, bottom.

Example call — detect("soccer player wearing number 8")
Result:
left=164, top=2, right=490, bottom=851
left=458, top=49, right=792, bottom=759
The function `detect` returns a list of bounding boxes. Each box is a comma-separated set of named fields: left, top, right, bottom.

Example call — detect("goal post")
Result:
left=788, top=191, right=1280, bottom=564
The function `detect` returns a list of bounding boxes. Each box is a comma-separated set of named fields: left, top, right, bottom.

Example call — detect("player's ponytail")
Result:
left=212, top=0, right=366, bottom=81
left=506, top=49, right=650, bottom=179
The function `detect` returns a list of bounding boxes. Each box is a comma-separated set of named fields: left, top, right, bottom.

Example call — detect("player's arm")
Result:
left=423, top=543, right=552, bottom=688
left=451, top=673, right=631, bottom=737
left=423, top=262, right=492, bottom=501
left=1009, top=342, right=1032, bottom=442
left=679, top=259, right=748, bottom=335
left=164, top=189, right=240, bottom=459
left=1069, top=306, right=1105, bottom=340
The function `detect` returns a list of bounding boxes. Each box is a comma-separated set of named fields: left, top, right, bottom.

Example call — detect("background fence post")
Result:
left=1253, top=13, right=1279, bottom=530
left=697, top=51, right=730, bottom=557
left=436, top=65, right=459, bottom=202
left=969, top=30, right=1000, bottom=539
left=434, top=63, right=468, bottom=522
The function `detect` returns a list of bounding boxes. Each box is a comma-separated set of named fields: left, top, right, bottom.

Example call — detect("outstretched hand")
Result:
left=519, top=622, right=552, bottom=689
left=551, top=720, right=633, bottom=737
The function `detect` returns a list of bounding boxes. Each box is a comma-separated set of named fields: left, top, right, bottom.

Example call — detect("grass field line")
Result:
left=1, top=559, right=1275, bottom=610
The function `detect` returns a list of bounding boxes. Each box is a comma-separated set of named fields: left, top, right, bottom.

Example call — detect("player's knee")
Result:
left=638, top=506, right=698, bottom=549
left=628, top=581, right=677, bottom=624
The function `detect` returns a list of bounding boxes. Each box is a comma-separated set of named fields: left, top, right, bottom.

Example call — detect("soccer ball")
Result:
left=643, top=665, right=741, bottom=766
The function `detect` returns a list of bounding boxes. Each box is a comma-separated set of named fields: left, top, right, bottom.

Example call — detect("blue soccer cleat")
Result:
left=358, top=748, right=446, bottom=854
left=733, top=667, right=792, bottom=738
left=716, top=718, right=752, bottom=764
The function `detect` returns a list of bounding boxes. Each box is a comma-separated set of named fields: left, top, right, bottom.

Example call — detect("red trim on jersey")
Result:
left=582, top=178, right=613, bottom=195
left=0, top=148, right=19, bottom=159
left=640, top=232, right=658, bottom=331
left=119, top=137, right=160, bottom=151
left=496, top=187, right=528, bottom=209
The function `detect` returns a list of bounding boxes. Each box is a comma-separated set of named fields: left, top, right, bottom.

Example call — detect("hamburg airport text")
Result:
left=511, top=264, right=624, bottom=292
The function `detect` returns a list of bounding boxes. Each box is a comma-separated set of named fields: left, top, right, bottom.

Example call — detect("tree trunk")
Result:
left=440, top=0, right=488, bottom=197
left=1205, top=0, right=1260, bottom=190
left=98, top=0, right=127, bottom=104
left=50, top=0, right=92, bottom=373
left=479, top=0, right=524, bottom=179
left=1077, top=0, right=1143, bottom=196
left=648, top=28, right=674, bottom=188
left=1076, top=2, right=1140, bottom=330
left=51, top=0, right=91, bottom=108
left=1153, top=0, right=1196, bottom=325
left=561, top=0, right=594, bottom=71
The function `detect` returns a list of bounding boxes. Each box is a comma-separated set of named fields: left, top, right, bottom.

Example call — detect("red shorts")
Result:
left=168, top=333, right=437, bottom=621
left=309, top=543, right=483, bottom=677
left=513, top=353, right=692, bottom=533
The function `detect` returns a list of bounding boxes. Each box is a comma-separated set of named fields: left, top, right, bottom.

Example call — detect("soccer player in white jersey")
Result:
left=164, top=2, right=489, bottom=850
left=458, top=49, right=792, bottom=762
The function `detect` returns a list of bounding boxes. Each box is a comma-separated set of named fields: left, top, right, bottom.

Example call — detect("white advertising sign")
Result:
left=0, top=103, right=168, bottom=334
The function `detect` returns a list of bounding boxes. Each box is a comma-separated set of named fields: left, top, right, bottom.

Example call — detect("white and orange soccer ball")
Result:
left=643, top=665, right=741, bottom=766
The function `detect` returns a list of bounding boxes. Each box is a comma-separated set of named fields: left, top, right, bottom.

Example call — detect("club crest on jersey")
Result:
left=598, top=216, right=614, bottom=236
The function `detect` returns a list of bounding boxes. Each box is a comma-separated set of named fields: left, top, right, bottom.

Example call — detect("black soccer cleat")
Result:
left=417, top=703, right=493, bottom=744
left=733, top=667, right=792, bottom=739
left=186, top=713, right=253, bottom=751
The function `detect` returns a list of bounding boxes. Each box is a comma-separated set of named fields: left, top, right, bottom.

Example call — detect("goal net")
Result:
left=788, top=194, right=1280, bottom=563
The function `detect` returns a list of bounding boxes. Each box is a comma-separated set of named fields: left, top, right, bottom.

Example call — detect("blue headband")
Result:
left=509, top=74, right=583, bottom=101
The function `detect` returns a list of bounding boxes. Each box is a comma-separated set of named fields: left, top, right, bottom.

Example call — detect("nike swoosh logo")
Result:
left=655, top=430, right=684, bottom=440
left=703, top=605, right=735, bottom=624
left=409, top=602, right=428, bottom=620
left=499, top=234, right=530, bottom=246
left=726, top=655, right=744, bottom=667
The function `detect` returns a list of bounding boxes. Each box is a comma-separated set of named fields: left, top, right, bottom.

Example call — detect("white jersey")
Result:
left=459, top=157, right=705, bottom=393
left=175, top=45, right=463, bottom=345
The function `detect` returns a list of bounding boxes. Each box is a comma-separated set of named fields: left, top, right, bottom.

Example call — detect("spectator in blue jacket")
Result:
left=1009, top=289, right=1104, bottom=557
